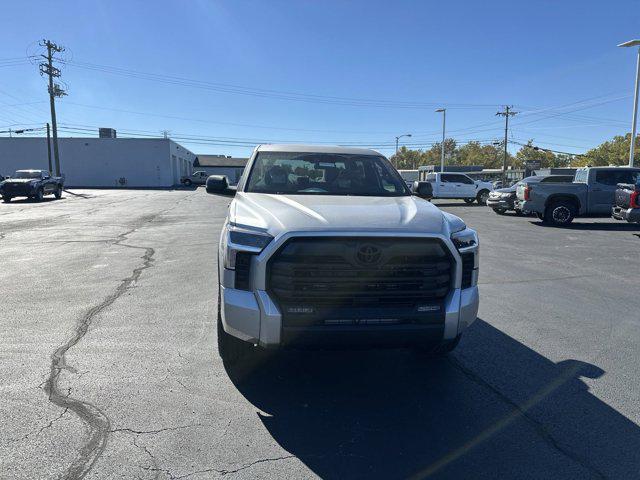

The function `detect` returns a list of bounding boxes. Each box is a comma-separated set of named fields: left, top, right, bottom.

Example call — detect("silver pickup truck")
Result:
left=516, top=166, right=640, bottom=226
left=206, top=144, right=479, bottom=367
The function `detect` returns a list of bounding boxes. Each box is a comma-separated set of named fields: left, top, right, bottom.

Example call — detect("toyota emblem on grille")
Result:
left=356, top=244, right=382, bottom=265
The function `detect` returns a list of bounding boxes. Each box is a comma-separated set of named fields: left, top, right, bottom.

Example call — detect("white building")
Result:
left=193, top=155, right=248, bottom=185
left=0, top=137, right=196, bottom=188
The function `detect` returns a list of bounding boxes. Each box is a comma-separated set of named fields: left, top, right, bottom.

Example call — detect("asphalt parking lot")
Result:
left=1, top=189, right=639, bottom=479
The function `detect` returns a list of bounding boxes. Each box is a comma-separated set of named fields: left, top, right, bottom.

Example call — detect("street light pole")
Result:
left=619, top=40, right=640, bottom=167
left=436, top=109, right=446, bottom=172
left=394, top=133, right=412, bottom=168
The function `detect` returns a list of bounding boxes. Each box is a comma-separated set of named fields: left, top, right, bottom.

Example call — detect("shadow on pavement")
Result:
left=531, top=221, right=640, bottom=231
left=227, top=319, right=640, bottom=479
left=2, top=197, right=60, bottom=204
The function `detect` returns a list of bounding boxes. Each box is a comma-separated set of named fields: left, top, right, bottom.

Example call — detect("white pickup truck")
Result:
left=424, top=172, right=494, bottom=204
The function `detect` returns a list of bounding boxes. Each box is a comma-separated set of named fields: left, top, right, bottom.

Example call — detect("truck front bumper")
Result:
left=219, top=285, right=479, bottom=348
left=612, top=206, right=640, bottom=223
left=486, top=198, right=514, bottom=210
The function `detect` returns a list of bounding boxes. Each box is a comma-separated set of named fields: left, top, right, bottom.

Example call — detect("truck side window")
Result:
left=595, top=171, right=617, bottom=185
left=459, top=175, right=474, bottom=184
left=595, top=170, right=639, bottom=186
left=441, top=174, right=457, bottom=183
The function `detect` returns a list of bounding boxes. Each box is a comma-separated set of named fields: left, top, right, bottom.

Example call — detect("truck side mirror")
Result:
left=206, top=175, right=230, bottom=194
left=412, top=181, right=433, bottom=200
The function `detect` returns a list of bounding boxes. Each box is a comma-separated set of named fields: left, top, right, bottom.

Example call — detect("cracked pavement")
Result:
left=1, top=190, right=639, bottom=479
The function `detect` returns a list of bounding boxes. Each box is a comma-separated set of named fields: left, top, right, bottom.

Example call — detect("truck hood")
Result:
left=230, top=192, right=452, bottom=237
left=2, top=178, right=38, bottom=184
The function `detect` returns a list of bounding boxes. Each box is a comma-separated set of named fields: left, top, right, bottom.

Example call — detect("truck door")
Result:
left=440, top=174, right=471, bottom=198
left=438, top=174, right=458, bottom=198
left=590, top=170, right=639, bottom=214
left=456, top=174, right=477, bottom=198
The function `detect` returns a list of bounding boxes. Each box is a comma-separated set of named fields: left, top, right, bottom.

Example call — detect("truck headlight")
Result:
left=450, top=227, right=478, bottom=251
left=222, top=224, right=273, bottom=269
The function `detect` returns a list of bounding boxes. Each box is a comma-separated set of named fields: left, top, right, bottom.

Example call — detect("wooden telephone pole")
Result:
left=39, top=40, right=66, bottom=176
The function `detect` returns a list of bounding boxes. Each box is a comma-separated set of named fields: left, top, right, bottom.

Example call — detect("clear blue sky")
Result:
left=0, top=0, right=638, bottom=158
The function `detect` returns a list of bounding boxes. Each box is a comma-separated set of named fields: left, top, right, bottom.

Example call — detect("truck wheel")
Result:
left=544, top=200, right=576, bottom=226
left=184, top=179, right=192, bottom=187
left=463, top=198, right=475, bottom=204
left=476, top=190, right=490, bottom=205
left=35, top=188, right=44, bottom=202
left=417, top=335, right=461, bottom=357
left=493, top=208, right=507, bottom=215
left=54, top=186, right=62, bottom=199
left=217, top=289, right=255, bottom=368
left=2, top=196, right=11, bottom=203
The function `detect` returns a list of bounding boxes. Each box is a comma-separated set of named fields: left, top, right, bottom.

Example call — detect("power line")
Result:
left=59, top=58, right=502, bottom=110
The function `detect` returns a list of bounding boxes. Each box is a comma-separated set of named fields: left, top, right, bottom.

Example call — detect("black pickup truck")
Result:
left=0, top=169, right=64, bottom=202
left=612, top=183, right=640, bottom=223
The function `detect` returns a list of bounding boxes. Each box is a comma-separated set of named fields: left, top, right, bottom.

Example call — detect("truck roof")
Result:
left=255, top=144, right=383, bottom=156
left=576, top=166, right=640, bottom=170
left=15, top=169, right=45, bottom=173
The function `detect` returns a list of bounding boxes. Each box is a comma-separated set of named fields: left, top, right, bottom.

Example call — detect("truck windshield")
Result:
left=14, top=171, right=41, bottom=179
left=245, top=152, right=410, bottom=196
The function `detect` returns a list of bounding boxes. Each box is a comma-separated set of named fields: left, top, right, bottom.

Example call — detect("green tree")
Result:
left=458, top=141, right=505, bottom=168
left=514, top=140, right=557, bottom=168
left=575, top=133, right=639, bottom=167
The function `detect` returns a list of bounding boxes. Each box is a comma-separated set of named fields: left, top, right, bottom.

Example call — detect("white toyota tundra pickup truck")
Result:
left=207, top=145, right=479, bottom=366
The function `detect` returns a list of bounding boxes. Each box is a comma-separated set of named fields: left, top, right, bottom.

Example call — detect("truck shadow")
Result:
left=531, top=221, right=640, bottom=231
left=226, top=319, right=640, bottom=479
left=2, top=197, right=59, bottom=204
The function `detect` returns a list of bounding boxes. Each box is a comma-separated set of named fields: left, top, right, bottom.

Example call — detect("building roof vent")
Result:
left=99, top=128, right=117, bottom=138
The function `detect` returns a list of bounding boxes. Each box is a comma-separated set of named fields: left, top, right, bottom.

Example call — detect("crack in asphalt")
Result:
left=39, top=193, right=198, bottom=479
left=138, top=455, right=296, bottom=480
left=43, top=241, right=155, bottom=479
left=430, top=357, right=607, bottom=480
left=42, top=225, right=157, bottom=479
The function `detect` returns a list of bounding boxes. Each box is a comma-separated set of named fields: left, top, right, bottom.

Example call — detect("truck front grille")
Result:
left=268, top=237, right=454, bottom=326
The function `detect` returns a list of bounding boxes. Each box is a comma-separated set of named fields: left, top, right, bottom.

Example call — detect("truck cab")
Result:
left=516, top=167, right=640, bottom=225
left=425, top=172, right=493, bottom=204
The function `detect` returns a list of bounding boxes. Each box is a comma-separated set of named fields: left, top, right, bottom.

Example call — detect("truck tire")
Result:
left=217, top=288, right=255, bottom=368
left=2, top=196, right=11, bottom=203
left=544, top=200, right=576, bottom=226
left=417, top=334, right=461, bottom=357
left=183, top=179, right=192, bottom=187
left=35, top=188, right=44, bottom=202
left=476, top=190, right=490, bottom=205
left=493, top=208, right=507, bottom=215
left=463, top=198, right=475, bottom=204
left=54, top=186, right=62, bottom=199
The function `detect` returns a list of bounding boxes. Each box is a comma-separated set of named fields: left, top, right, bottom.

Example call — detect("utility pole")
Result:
left=39, top=40, right=66, bottom=176
left=46, top=123, right=52, bottom=174
left=496, top=106, right=518, bottom=186
left=436, top=109, right=446, bottom=172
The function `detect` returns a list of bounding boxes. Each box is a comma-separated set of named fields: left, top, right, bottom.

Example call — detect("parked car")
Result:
left=516, top=167, right=640, bottom=226
left=612, top=182, right=640, bottom=223
left=424, top=172, right=493, bottom=204
left=206, top=144, right=479, bottom=366
left=487, top=175, right=574, bottom=215
left=0, top=169, right=64, bottom=202
left=181, top=170, right=209, bottom=186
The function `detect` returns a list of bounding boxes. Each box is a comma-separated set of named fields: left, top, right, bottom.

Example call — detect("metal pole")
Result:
left=629, top=46, right=640, bottom=167
left=46, top=123, right=52, bottom=174
left=440, top=110, right=446, bottom=173
left=503, top=107, right=509, bottom=187
left=395, top=137, right=399, bottom=155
